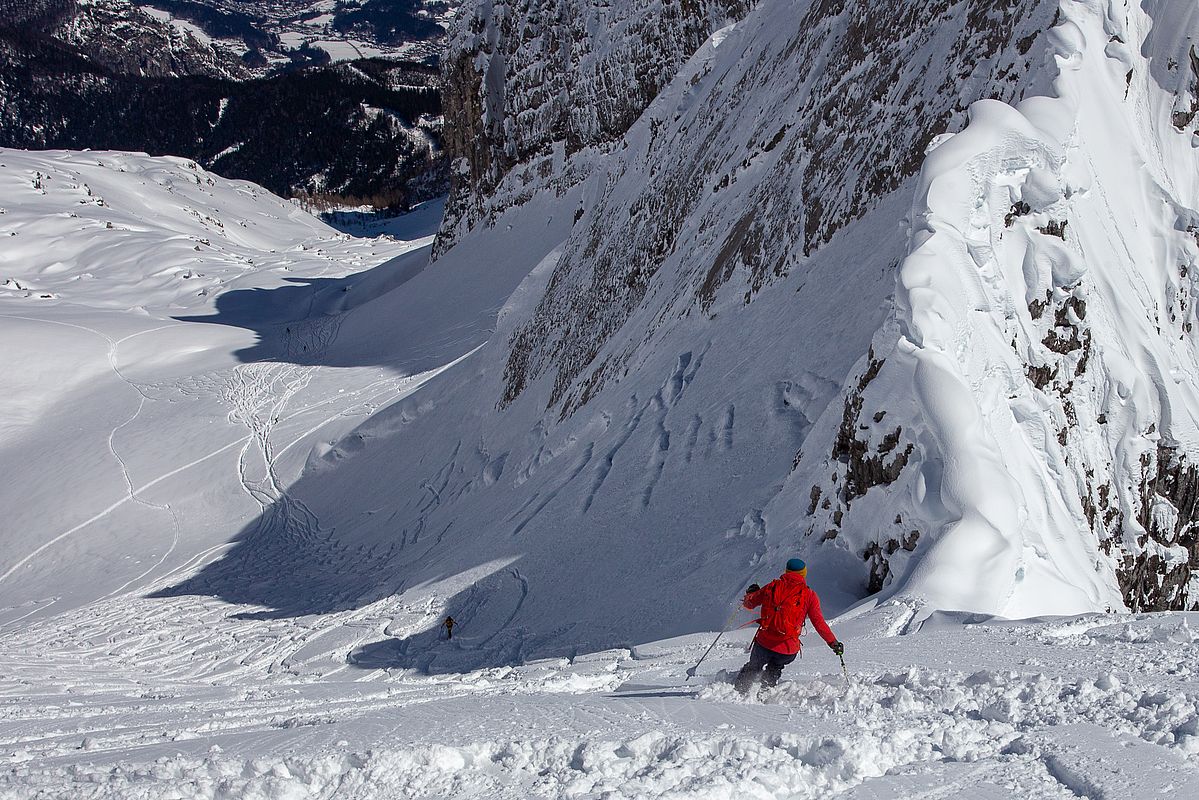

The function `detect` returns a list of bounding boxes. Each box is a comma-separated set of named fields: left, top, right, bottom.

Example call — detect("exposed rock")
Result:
left=807, top=485, right=821, bottom=515
left=1029, top=291, right=1051, bottom=320
left=1170, top=45, right=1199, bottom=130
left=1026, top=363, right=1056, bottom=390
left=1037, top=219, right=1069, bottom=239
left=438, top=0, right=754, bottom=255
left=477, top=0, right=1057, bottom=412
left=1005, top=200, right=1031, bottom=226
left=902, top=530, right=920, bottom=551
left=1120, top=444, right=1199, bottom=610
left=862, top=541, right=891, bottom=594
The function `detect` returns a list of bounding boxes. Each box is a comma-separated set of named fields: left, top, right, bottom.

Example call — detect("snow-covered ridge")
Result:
left=789, top=0, right=1199, bottom=616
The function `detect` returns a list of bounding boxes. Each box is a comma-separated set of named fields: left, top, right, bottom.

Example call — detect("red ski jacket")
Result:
left=743, top=571, right=837, bottom=655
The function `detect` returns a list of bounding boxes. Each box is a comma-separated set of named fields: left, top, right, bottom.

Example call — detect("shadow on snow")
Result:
left=172, top=244, right=431, bottom=367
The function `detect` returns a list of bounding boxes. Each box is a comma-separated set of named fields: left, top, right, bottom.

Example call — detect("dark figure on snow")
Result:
left=734, top=558, right=843, bottom=696
left=442, top=616, right=455, bottom=640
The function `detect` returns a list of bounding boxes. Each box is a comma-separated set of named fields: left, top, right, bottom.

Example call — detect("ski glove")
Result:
left=746, top=583, right=761, bottom=594
left=831, top=641, right=844, bottom=656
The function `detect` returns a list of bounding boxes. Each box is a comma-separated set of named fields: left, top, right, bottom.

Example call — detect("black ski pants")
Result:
left=734, top=641, right=797, bottom=693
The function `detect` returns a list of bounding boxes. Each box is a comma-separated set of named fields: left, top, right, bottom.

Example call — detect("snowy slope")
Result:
left=0, top=149, right=451, bottom=619
left=4, top=609, right=1199, bottom=798
left=3, top=0, right=1199, bottom=797
left=148, top=0, right=1199, bottom=681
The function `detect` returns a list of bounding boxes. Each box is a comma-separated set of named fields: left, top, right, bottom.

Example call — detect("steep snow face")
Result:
left=497, top=0, right=1059, bottom=413
left=787, top=0, right=1199, bottom=617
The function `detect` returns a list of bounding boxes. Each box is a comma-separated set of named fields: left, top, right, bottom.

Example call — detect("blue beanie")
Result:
left=786, top=558, right=807, bottom=575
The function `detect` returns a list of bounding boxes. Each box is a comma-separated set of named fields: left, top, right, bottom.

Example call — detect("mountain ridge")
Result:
left=0, top=0, right=454, bottom=207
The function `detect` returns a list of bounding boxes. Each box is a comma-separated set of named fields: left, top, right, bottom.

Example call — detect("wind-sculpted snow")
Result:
left=785, top=0, right=1199, bottom=614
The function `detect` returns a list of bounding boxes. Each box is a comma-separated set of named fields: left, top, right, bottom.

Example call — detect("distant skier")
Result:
left=442, top=616, right=455, bottom=640
left=734, top=558, right=843, bottom=696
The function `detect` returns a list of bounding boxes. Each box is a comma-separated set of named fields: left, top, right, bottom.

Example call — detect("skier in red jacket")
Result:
left=734, top=558, right=843, bottom=695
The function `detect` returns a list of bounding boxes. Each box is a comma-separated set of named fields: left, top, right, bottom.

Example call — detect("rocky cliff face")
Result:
left=436, top=0, right=755, bottom=254
left=497, top=0, right=1058, bottom=412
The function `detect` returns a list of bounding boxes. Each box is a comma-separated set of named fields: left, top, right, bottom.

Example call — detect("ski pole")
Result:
left=839, top=652, right=849, bottom=686
left=685, top=603, right=742, bottom=681
left=686, top=577, right=756, bottom=680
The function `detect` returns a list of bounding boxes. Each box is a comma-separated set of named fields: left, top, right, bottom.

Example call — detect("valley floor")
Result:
left=2, top=601, right=1198, bottom=799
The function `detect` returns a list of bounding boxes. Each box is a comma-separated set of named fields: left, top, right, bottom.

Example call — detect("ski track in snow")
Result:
left=2, top=610, right=1198, bottom=799
left=0, top=310, right=365, bottom=595
left=0, top=154, right=458, bottom=693
left=100, top=396, right=183, bottom=601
